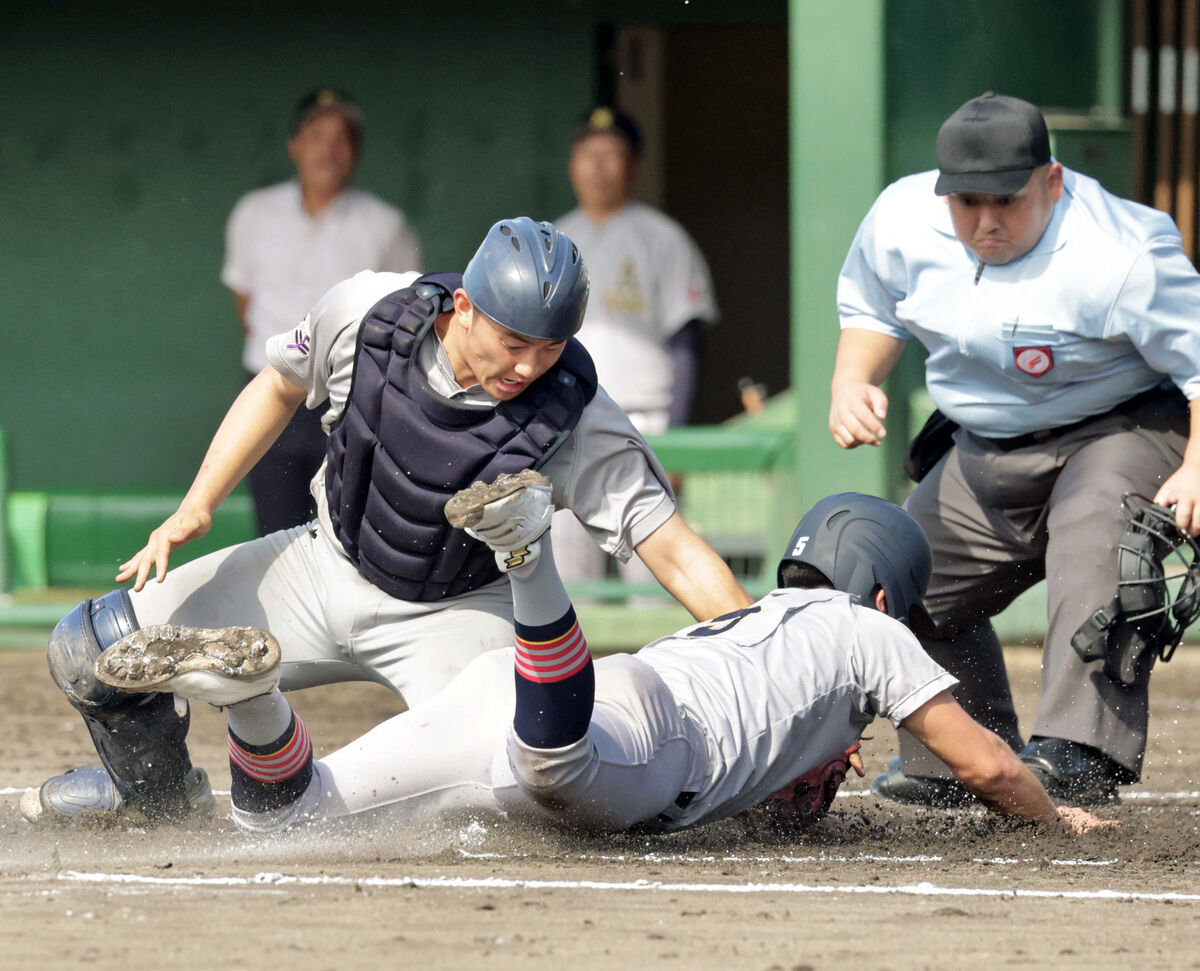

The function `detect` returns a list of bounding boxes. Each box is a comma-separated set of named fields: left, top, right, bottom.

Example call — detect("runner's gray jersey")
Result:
left=636, top=588, right=958, bottom=827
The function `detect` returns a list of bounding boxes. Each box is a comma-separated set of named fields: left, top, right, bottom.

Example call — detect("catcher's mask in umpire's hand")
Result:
left=1072, top=493, right=1200, bottom=686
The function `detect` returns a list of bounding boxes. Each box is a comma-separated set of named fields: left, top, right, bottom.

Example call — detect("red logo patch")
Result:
left=1013, top=346, right=1054, bottom=377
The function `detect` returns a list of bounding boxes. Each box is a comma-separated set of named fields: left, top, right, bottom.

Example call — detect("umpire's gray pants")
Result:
left=899, top=394, right=1188, bottom=778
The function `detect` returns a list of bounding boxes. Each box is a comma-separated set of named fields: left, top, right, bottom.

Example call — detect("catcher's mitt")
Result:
left=747, top=743, right=865, bottom=829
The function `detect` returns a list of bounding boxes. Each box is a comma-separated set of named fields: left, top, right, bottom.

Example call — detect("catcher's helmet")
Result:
left=462, top=217, right=589, bottom=341
left=1073, top=494, right=1200, bottom=686
left=778, top=492, right=936, bottom=636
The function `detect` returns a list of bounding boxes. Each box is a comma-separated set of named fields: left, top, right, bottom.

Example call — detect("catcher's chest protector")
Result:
left=325, top=275, right=597, bottom=603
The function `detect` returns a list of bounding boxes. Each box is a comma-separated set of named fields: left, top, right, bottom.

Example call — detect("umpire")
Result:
left=830, top=92, right=1200, bottom=806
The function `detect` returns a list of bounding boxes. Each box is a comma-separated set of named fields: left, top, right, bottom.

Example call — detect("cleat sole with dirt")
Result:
left=444, top=469, right=552, bottom=530
left=95, top=625, right=281, bottom=706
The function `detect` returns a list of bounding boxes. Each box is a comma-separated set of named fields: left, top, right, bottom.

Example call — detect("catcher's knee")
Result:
left=47, top=590, right=140, bottom=711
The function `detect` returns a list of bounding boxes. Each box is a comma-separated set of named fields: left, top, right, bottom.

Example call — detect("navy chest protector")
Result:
left=325, top=273, right=597, bottom=602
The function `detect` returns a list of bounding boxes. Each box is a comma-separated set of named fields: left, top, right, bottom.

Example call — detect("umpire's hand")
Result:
left=829, top=381, right=889, bottom=449
left=1154, top=460, right=1200, bottom=536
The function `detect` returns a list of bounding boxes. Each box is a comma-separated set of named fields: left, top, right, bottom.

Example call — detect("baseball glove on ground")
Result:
left=747, top=743, right=865, bottom=829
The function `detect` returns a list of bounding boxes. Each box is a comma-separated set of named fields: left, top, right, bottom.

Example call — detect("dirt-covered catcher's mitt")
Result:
left=746, top=743, right=865, bottom=828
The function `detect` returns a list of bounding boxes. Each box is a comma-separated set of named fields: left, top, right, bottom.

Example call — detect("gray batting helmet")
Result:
left=462, top=217, right=589, bottom=341
left=778, top=492, right=936, bottom=636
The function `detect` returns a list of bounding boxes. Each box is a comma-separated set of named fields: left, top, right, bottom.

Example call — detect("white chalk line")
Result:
left=455, top=849, right=1121, bottom=868
left=34, top=869, right=1200, bottom=903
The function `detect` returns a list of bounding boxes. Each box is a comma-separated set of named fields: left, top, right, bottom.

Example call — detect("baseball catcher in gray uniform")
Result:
left=22, top=217, right=751, bottom=826
left=73, top=483, right=1115, bottom=837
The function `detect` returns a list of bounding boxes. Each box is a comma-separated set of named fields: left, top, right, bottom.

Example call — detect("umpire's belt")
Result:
left=974, top=385, right=1183, bottom=453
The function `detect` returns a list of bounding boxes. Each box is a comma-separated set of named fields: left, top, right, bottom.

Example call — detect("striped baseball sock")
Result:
left=228, top=712, right=313, bottom=813
left=512, top=605, right=595, bottom=748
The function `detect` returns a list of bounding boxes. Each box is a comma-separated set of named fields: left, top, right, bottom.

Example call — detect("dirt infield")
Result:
left=1, top=641, right=1198, bottom=971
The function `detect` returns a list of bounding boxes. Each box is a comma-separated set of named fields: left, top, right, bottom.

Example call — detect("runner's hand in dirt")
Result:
left=1056, top=805, right=1120, bottom=834
left=116, top=503, right=213, bottom=590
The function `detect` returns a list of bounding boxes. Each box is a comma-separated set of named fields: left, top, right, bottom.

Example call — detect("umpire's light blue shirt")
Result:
left=837, top=167, right=1200, bottom=437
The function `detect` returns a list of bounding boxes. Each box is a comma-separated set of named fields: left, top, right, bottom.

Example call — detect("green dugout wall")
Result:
left=0, top=1, right=783, bottom=495
left=2, top=3, right=595, bottom=492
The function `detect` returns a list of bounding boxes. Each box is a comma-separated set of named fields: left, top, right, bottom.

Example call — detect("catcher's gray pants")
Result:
left=131, top=522, right=516, bottom=707
left=899, top=394, right=1188, bottom=778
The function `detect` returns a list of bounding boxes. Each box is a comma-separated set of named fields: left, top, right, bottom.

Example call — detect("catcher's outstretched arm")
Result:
left=116, top=365, right=307, bottom=590
left=901, top=691, right=1118, bottom=834
left=634, top=513, right=753, bottom=621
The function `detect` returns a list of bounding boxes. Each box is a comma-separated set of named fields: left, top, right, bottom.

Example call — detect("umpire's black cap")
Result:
left=935, top=92, right=1051, bottom=197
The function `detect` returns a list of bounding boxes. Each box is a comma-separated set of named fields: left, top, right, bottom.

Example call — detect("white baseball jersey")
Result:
left=221, top=181, right=423, bottom=372
left=230, top=588, right=957, bottom=835
left=556, top=203, right=718, bottom=415
left=838, top=166, right=1200, bottom=436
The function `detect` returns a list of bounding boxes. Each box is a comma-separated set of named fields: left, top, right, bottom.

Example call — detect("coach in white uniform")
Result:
left=553, top=108, right=718, bottom=591
left=23, top=218, right=750, bottom=826
left=99, top=490, right=1112, bottom=837
left=222, top=89, right=423, bottom=536
left=831, top=92, right=1200, bottom=806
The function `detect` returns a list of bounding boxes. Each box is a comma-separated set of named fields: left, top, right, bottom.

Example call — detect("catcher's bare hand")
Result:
left=829, top=382, right=889, bottom=449
left=116, top=505, right=213, bottom=590
left=1056, top=805, right=1120, bottom=834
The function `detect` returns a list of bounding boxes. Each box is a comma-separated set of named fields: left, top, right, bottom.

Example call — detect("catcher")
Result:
left=83, top=485, right=1117, bottom=836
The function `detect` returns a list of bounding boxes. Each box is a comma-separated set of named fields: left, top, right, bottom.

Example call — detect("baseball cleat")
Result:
left=19, top=764, right=216, bottom=824
left=1019, top=737, right=1127, bottom=807
left=95, top=625, right=281, bottom=707
left=444, top=469, right=554, bottom=567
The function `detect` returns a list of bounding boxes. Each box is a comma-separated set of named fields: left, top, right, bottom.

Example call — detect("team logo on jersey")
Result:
left=286, top=328, right=312, bottom=356
left=604, top=261, right=648, bottom=314
left=1013, top=346, right=1053, bottom=377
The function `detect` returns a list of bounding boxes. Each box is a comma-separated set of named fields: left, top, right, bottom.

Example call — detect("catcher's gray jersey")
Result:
left=268, top=269, right=675, bottom=562
left=132, top=270, right=678, bottom=708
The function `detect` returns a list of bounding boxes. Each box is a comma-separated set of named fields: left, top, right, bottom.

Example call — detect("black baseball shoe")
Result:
left=1019, top=737, right=1133, bottom=807
left=871, top=757, right=976, bottom=808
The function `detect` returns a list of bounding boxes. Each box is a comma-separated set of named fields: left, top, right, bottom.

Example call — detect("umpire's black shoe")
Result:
left=1019, top=737, right=1133, bottom=807
left=871, top=757, right=975, bottom=808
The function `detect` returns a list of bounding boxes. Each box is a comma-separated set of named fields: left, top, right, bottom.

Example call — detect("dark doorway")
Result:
left=613, top=24, right=790, bottom=424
